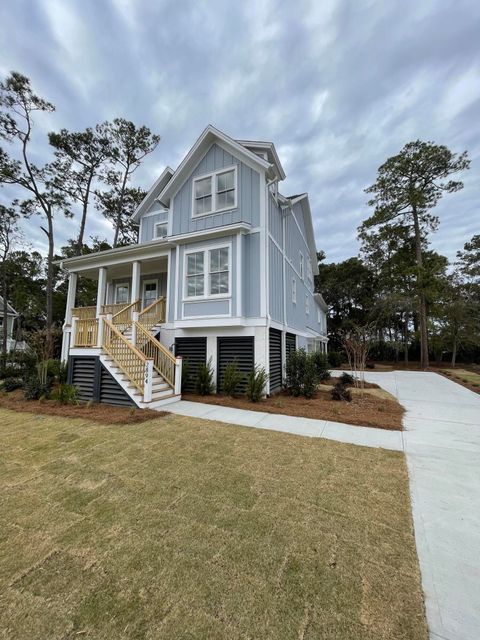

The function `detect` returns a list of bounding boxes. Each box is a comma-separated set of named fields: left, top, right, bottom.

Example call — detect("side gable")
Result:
left=131, top=166, right=174, bottom=223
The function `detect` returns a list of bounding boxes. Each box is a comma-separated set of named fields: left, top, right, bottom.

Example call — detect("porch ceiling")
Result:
left=76, top=255, right=168, bottom=281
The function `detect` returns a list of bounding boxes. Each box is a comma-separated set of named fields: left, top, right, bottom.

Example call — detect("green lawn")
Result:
left=0, top=408, right=427, bottom=639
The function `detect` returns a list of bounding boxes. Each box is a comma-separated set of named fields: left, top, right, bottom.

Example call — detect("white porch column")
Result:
left=96, top=267, right=107, bottom=317
left=131, top=261, right=141, bottom=304
left=65, top=272, right=78, bottom=325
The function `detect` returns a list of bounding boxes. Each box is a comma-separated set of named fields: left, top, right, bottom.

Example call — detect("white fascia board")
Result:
left=58, top=223, right=252, bottom=272
left=236, top=139, right=286, bottom=181
left=314, top=293, right=328, bottom=312
left=131, top=166, right=174, bottom=222
left=158, top=125, right=271, bottom=205
left=289, top=194, right=319, bottom=276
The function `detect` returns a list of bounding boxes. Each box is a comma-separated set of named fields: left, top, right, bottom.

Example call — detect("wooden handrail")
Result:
left=134, top=321, right=176, bottom=387
left=102, top=317, right=148, bottom=394
left=138, top=297, right=166, bottom=331
left=71, top=306, right=96, bottom=320
left=73, top=318, right=99, bottom=347
left=110, top=299, right=141, bottom=332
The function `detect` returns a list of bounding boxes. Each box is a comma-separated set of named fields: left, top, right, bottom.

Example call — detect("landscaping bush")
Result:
left=311, top=352, right=331, bottom=382
left=331, top=382, right=352, bottom=402
left=339, top=372, right=355, bottom=386
left=23, top=376, right=52, bottom=401
left=195, top=358, right=214, bottom=395
left=246, top=366, right=268, bottom=402
left=181, top=359, right=190, bottom=392
left=285, top=349, right=320, bottom=398
left=52, top=383, right=79, bottom=405
left=327, top=351, right=344, bottom=368
left=3, top=377, right=23, bottom=392
left=222, top=360, right=244, bottom=396
left=47, top=359, right=68, bottom=383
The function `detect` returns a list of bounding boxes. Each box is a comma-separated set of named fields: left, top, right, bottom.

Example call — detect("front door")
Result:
left=143, top=280, right=158, bottom=308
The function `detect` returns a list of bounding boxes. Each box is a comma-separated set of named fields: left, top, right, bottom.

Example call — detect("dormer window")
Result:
left=154, top=222, right=168, bottom=239
left=192, top=166, right=237, bottom=217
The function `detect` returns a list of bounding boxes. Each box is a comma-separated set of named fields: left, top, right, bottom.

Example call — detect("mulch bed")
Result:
left=183, top=388, right=404, bottom=431
left=0, top=389, right=165, bottom=425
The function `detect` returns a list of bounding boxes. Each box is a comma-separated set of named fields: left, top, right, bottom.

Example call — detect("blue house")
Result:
left=60, top=126, right=328, bottom=408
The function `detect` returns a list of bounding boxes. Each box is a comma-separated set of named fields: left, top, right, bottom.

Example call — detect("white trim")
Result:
left=259, top=170, right=267, bottom=318
left=191, top=164, right=238, bottom=218
left=131, top=166, right=174, bottom=222
left=175, top=246, right=180, bottom=321
left=154, top=221, right=168, bottom=239
left=299, top=251, right=304, bottom=280
left=141, top=209, right=169, bottom=220
left=114, top=282, right=130, bottom=304
left=182, top=241, right=232, bottom=302
left=292, top=277, right=297, bottom=304
left=165, top=250, right=172, bottom=322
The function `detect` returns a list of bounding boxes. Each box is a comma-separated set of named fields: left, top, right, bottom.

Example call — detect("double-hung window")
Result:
left=154, top=222, right=168, bottom=238
left=186, top=252, right=205, bottom=297
left=209, top=247, right=229, bottom=295
left=300, top=252, right=304, bottom=280
left=185, top=245, right=230, bottom=299
left=192, top=167, right=237, bottom=217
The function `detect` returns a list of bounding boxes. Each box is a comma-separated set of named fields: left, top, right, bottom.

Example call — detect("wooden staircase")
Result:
left=99, top=297, right=181, bottom=409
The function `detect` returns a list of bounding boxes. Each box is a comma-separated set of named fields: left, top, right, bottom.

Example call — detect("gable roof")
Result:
left=236, top=139, right=286, bottom=180
left=286, top=193, right=319, bottom=276
left=156, top=125, right=283, bottom=207
left=131, top=166, right=174, bottom=222
left=0, top=296, right=18, bottom=316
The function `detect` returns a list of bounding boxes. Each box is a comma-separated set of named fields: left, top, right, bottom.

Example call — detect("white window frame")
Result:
left=191, top=165, right=238, bottom=218
left=154, top=222, right=168, bottom=239
left=114, top=282, right=130, bottom=305
left=305, top=294, right=309, bottom=316
left=142, top=278, right=158, bottom=307
left=299, top=252, right=304, bottom=280
left=292, top=277, right=297, bottom=304
left=183, top=242, right=232, bottom=301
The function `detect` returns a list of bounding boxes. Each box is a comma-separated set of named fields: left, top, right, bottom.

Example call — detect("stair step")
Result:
left=151, top=388, right=175, bottom=400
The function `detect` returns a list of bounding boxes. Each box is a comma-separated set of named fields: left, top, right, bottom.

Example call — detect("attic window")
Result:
left=154, top=222, right=168, bottom=238
left=192, top=166, right=237, bottom=217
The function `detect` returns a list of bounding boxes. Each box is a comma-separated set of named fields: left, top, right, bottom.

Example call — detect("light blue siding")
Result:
left=171, top=144, right=260, bottom=236
left=243, top=232, right=260, bottom=318
left=268, top=193, right=283, bottom=246
left=183, top=299, right=230, bottom=317
left=107, top=273, right=167, bottom=305
left=176, top=235, right=237, bottom=319
left=139, top=208, right=168, bottom=243
left=292, top=201, right=307, bottom=239
left=269, top=239, right=283, bottom=322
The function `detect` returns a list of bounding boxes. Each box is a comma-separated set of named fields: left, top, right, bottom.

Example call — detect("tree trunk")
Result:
left=1, top=260, right=8, bottom=370
left=412, top=206, right=429, bottom=369
left=451, top=336, right=457, bottom=368
left=113, top=169, right=129, bottom=248
left=43, top=209, right=55, bottom=358
left=76, top=172, right=93, bottom=255
left=404, top=312, right=409, bottom=364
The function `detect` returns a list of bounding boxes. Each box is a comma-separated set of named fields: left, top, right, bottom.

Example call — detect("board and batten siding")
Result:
left=242, top=232, right=261, bottom=318
left=268, top=192, right=283, bottom=246
left=107, top=273, right=167, bottom=305
left=268, top=239, right=284, bottom=323
left=139, top=205, right=168, bottom=243
left=171, top=143, right=260, bottom=236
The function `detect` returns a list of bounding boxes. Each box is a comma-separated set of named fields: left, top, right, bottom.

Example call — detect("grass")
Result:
left=0, top=408, right=426, bottom=639
left=443, top=368, right=480, bottom=392
left=183, top=388, right=405, bottom=430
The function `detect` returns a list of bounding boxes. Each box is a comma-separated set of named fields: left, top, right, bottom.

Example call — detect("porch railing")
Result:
left=102, top=317, right=151, bottom=396
left=73, top=318, right=99, bottom=347
left=110, top=300, right=141, bottom=332
left=137, top=297, right=166, bottom=331
left=134, top=322, right=176, bottom=387
left=71, top=306, right=96, bottom=320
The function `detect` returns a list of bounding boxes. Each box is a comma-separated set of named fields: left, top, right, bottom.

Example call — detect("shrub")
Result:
left=327, top=351, right=344, bottom=368
left=285, top=349, right=320, bottom=398
left=23, top=376, right=52, bottom=401
left=181, top=359, right=190, bottom=392
left=246, top=366, right=268, bottom=402
left=52, top=383, right=79, bottom=405
left=222, top=360, right=244, bottom=396
left=339, top=372, right=355, bottom=386
left=195, top=358, right=214, bottom=395
left=331, top=382, right=352, bottom=402
left=3, top=377, right=23, bottom=392
left=311, top=352, right=331, bottom=382
left=47, top=359, right=68, bottom=383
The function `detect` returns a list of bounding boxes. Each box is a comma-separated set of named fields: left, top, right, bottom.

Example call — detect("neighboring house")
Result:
left=59, top=125, right=328, bottom=408
left=0, top=297, right=24, bottom=352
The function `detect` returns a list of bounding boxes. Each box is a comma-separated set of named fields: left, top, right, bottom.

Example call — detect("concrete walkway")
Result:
left=168, top=371, right=480, bottom=640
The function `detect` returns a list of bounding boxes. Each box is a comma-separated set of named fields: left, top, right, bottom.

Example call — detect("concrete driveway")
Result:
left=359, top=370, right=480, bottom=640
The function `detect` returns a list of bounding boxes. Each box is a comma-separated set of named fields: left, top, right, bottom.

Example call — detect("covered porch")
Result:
left=60, top=247, right=171, bottom=358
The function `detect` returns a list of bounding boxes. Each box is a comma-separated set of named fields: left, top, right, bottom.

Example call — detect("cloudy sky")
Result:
left=1, top=0, right=479, bottom=263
